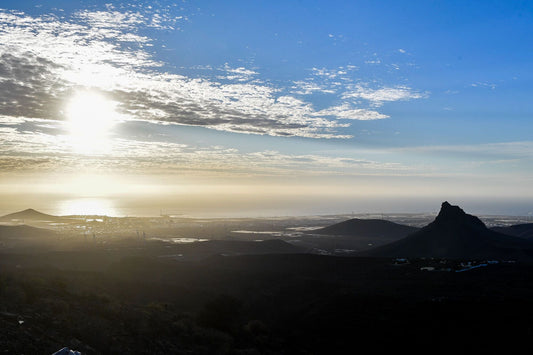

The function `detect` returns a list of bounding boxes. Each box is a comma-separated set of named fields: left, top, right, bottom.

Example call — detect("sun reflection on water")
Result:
left=58, top=198, right=117, bottom=216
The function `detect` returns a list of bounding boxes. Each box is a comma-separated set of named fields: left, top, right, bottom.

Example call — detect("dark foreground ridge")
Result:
left=362, top=201, right=533, bottom=260
left=2, top=251, right=533, bottom=354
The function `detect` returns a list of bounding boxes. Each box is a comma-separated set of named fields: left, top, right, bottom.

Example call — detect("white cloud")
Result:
left=342, top=85, right=427, bottom=106
left=315, top=104, right=388, bottom=120
left=74, top=10, right=146, bottom=30
left=290, top=80, right=336, bottom=95
left=311, top=67, right=344, bottom=79
left=218, top=63, right=259, bottom=82
left=470, top=82, right=496, bottom=90
left=0, top=7, right=425, bottom=140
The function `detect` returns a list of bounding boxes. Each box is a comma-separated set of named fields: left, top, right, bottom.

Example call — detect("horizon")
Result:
left=1, top=197, right=532, bottom=219
left=0, top=1, right=532, bottom=217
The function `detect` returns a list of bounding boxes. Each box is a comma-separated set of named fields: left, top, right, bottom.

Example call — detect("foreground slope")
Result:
left=2, top=250, right=533, bottom=354
left=363, top=201, right=533, bottom=260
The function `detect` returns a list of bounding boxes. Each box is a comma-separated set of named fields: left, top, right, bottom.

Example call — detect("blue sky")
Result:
left=0, top=0, right=531, bottom=216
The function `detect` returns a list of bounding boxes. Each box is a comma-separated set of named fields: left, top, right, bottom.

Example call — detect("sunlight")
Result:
left=65, top=91, right=119, bottom=154
left=57, top=198, right=117, bottom=216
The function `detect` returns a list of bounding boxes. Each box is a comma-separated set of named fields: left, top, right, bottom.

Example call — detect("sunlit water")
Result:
left=147, top=238, right=209, bottom=243
left=57, top=198, right=118, bottom=216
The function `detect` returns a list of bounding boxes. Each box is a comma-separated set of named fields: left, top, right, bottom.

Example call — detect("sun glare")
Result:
left=65, top=91, right=119, bottom=154
left=58, top=198, right=117, bottom=216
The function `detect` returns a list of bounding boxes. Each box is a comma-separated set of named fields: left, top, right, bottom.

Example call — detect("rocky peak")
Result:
left=434, top=201, right=485, bottom=228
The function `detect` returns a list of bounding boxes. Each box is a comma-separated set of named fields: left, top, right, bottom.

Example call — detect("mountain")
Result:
left=363, top=202, right=533, bottom=260
left=0, top=208, right=61, bottom=222
left=315, top=218, right=418, bottom=239
left=491, top=223, right=533, bottom=241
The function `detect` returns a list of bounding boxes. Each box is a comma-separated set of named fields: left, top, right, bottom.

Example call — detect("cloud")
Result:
left=4, top=116, right=530, bottom=185
left=296, top=66, right=424, bottom=112
left=0, top=115, right=413, bottom=177
left=342, top=85, right=427, bottom=107
left=5, top=116, right=530, bottom=182
left=291, top=80, right=336, bottom=95
left=310, top=67, right=355, bottom=80
left=470, top=82, right=496, bottom=90
left=0, top=7, right=425, bottom=139
left=397, top=141, right=533, bottom=159
left=218, top=63, right=259, bottom=82
left=315, top=104, right=388, bottom=120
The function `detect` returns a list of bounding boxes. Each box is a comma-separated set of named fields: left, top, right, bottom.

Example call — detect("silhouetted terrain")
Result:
left=1, top=203, right=533, bottom=353
left=363, top=202, right=533, bottom=260
left=492, top=223, right=533, bottom=240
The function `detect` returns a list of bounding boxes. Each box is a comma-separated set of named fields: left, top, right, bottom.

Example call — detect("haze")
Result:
left=0, top=1, right=532, bottom=217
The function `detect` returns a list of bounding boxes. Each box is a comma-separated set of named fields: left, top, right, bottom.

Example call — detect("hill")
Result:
left=315, top=218, right=418, bottom=239
left=363, top=201, right=533, bottom=260
left=0, top=208, right=61, bottom=222
left=491, top=223, right=533, bottom=241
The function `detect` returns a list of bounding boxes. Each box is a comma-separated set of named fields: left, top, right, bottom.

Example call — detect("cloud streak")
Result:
left=0, top=115, right=414, bottom=177
left=342, top=85, right=427, bottom=107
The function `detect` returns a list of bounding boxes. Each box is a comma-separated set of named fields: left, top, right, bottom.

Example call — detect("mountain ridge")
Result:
left=362, top=201, right=533, bottom=260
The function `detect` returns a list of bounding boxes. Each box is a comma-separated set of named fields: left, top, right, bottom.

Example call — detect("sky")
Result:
left=0, top=0, right=532, bottom=217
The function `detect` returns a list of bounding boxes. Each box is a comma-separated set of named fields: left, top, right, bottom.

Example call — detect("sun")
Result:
left=65, top=91, right=119, bottom=154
